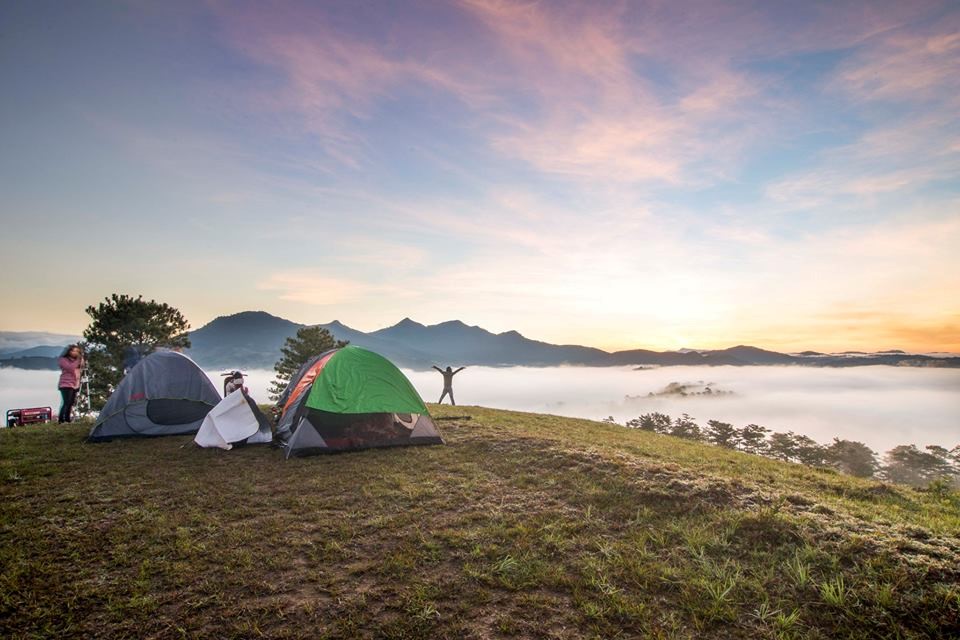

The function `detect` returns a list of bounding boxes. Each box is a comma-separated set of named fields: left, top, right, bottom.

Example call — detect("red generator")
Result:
left=6, top=407, right=53, bottom=428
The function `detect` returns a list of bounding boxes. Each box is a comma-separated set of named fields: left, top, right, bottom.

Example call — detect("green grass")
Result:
left=1, top=406, right=958, bottom=639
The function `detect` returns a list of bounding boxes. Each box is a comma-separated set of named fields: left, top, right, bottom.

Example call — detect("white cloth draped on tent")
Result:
left=195, top=390, right=273, bottom=450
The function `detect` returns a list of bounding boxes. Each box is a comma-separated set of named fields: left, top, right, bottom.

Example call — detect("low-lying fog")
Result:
left=3, top=365, right=957, bottom=455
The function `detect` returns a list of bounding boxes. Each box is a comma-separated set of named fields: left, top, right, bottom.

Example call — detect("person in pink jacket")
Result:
left=57, top=344, right=85, bottom=423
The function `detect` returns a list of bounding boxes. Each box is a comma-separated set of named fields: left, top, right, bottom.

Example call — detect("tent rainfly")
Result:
left=195, top=389, right=274, bottom=450
left=88, top=350, right=221, bottom=441
left=276, top=345, right=443, bottom=456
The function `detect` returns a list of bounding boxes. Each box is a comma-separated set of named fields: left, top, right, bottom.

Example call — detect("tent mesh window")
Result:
left=146, top=399, right=216, bottom=425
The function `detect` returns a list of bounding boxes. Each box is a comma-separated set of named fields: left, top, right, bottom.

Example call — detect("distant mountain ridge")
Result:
left=186, top=311, right=302, bottom=372
left=180, top=312, right=960, bottom=371
left=3, top=314, right=959, bottom=371
left=0, top=333, right=81, bottom=371
left=0, top=332, right=80, bottom=355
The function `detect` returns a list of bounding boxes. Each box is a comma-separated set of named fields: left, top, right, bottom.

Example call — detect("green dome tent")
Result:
left=276, top=346, right=443, bottom=456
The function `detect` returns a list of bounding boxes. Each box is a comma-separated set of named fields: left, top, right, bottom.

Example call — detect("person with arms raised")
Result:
left=432, top=365, right=466, bottom=405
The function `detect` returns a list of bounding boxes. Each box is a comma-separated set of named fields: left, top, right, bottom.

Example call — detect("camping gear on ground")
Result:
left=74, top=370, right=93, bottom=418
left=194, top=390, right=273, bottom=450
left=6, top=406, right=53, bottom=428
left=276, top=345, right=443, bottom=457
left=88, top=350, right=221, bottom=441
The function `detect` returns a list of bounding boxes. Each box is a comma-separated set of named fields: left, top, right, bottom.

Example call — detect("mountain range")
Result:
left=2, top=311, right=959, bottom=371
left=0, top=333, right=79, bottom=356
left=0, top=334, right=80, bottom=370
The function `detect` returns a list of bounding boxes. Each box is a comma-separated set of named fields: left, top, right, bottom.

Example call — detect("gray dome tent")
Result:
left=88, top=350, right=221, bottom=441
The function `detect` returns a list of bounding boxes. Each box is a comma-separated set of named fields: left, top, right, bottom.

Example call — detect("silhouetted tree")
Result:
left=83, top=294, right=191, bottom=408
left=923, top=446, right=959, bottom=486
left=615, top=410, right=960, bottom=491
left=704, top=420, right=739, bottom=449
left=925, top=445, right=954, bottom=464
left=652, top=412, right=673, bottom=433
left=737, top=424, right=770, bottom=455
left=793, top=434, right=826, bottom=467
left=669, top=413, right=701, bottom=440
left=823, top=438, right=877, bottom=477
left=768, top=431, right=800, bottom=462
left=627, top=412, right=672, bottom=433
left=269, top=326, right=348, bottom=401
left=882, top=445, right=955, bottom=487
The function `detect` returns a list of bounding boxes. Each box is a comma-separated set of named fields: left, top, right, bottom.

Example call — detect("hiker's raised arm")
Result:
left=454, top=367, right=466, bottom=374
left=432, top=365, right=443, bottom=373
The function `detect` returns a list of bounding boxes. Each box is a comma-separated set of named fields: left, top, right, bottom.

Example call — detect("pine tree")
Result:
left=269, top=326, right=348, bottom=401
left=626, top=412, right=671, bottom=432
left=767, top=431, right=800, bottom=461
left=704, top=419, right=738, bottom=449
left=669, top=413, right=702, bottom=440
left=881, top=445, right=955, bottom=487
left=824, top=438, right=878, bottom=478
left=793, top=434, right=826, bottom=467
left=648, top=412, right=673, bottom=434
left=82, top=294, right=191, bottom=408
left=737, top=423, right=770, bottom=455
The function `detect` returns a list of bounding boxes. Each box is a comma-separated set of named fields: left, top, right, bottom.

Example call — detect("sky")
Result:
left=1, top=0, right=958, bottom=352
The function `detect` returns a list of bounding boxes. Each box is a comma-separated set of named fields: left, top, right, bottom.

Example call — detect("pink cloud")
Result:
left=208, top=1, right=771, bottom=183
left=491, top=114, right=685, bottom=182
left=460, top=0, right=635, bottom=81
left=207, top=1, right=955, bottom=188
left=209, top=4, right=498, bottom=167
left=459, top=1, right=769, bottom=183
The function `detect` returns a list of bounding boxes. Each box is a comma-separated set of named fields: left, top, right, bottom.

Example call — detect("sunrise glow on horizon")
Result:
left=2, top=1, right=958, bottom=353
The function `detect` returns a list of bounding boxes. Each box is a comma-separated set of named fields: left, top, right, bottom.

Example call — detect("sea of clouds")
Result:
left=3, top=365, right=957, bottom=455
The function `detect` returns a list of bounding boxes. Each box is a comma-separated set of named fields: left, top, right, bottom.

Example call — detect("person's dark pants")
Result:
left=58, top=386, right=78, bottom=423
left=438, top=388, right=455, bottom=406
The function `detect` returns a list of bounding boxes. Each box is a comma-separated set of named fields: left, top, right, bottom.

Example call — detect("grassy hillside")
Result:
left=1, top=406, right=957, bottom=639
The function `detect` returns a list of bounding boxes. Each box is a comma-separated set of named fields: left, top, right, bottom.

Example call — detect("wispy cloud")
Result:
left=207, top=1, right=775, bottom=185
left=208, top=1, right=953, bottom=192
left=832, top=16, right=960, bottom=104
left=256, top=270, right=393, bottom=306
left=5, top=1, right=958, bottom=352
left=461, top=0, right=762, bottom=184
left=766, top=13, right=959, bottom=210
left=211, top=3, right=498, bottom=169
left=122, top=1, right=960, bottom=349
